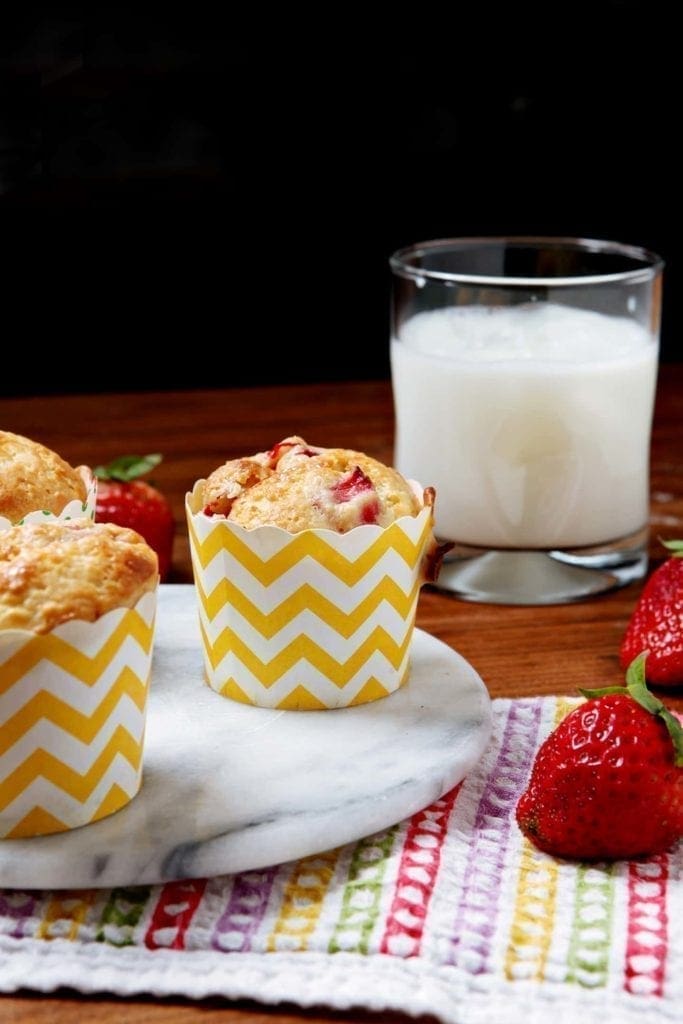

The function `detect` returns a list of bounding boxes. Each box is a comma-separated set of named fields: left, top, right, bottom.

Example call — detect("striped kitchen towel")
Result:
left=0, top=696, right=680, bottom=1024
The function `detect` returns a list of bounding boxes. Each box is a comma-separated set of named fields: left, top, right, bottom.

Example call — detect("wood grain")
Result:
left=0, top=366, right=681, bottom=1023
left=0, top=992, right=441, bottom=1024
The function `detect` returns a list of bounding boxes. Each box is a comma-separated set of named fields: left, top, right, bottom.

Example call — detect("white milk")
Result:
left=391, top=303, right=658, bottom=549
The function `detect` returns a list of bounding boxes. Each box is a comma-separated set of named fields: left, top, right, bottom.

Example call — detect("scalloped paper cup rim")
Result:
left=0, top=466, right=96, bottom=532
left=0, top=584, right=158, bottom=650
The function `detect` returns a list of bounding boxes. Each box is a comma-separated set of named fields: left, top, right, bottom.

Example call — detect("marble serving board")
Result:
left=0, top=585, right=492, bottom=889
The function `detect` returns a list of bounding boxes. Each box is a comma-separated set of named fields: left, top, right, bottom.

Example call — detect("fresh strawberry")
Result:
left=95, top=454, right=174, bottom=581
left=516, top=653, right=683, bottom=860
left=620, top=539, right=683, bottom=686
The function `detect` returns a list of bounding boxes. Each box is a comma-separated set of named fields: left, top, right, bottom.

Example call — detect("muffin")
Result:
left=187, top=437, right=444, bottom=710
left=0, top=520, right=158, bottom=839
left=0, top=519, right=158, bottom=633
left=201, top=436, right=422, bottom=531
left=0, top=431, right=95, bottom=529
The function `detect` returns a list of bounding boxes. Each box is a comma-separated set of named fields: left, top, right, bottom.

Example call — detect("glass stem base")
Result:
left=434, top=529, right=648, bottom=605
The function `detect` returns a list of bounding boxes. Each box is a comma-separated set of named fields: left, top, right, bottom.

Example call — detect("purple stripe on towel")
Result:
left=211, top=867, right=279, bottom=952
left=0, top=891, right=40, bottom=939
left=447, top=698, right=543, bottom=974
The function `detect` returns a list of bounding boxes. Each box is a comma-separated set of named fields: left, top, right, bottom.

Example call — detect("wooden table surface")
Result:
left=1, top=369, right=682, bottom=1023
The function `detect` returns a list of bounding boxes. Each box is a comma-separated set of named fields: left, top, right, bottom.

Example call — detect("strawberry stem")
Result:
left=579, top=685, right=627, bottom=697
left=94, top=454, right=162, bottom=482
left=580, top=652, right=683, bottom=767
left=661, top=538, right=683, bottom=558
left=625, top=652, right=662, bottom=713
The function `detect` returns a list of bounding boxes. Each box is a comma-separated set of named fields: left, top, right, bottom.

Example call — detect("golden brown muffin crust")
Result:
left=202, top=458, right=272, bottom=517
left=0, top=520, right=158, bottom=634
left=0, top=431, right=87, bottom=524
left=202, top=437, right=422, bottom=532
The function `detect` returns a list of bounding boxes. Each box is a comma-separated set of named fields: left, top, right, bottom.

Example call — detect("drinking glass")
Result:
left=390, top=237, right=663, bottom=604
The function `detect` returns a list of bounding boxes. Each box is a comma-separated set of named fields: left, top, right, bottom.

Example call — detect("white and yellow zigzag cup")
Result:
left=0, top=589, right=156, bottom=839
left=186, top=481, right=438, bottom=710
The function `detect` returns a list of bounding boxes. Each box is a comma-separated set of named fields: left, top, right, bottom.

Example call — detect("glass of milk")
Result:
left=390, top=237, right=663, bottom=604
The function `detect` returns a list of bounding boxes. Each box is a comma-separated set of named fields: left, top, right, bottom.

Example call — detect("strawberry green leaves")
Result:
left=580, top=653, right=683, bottom=767
left=94, top=454, right=162, bottom=482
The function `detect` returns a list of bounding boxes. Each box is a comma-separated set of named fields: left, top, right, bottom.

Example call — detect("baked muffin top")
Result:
left=0, top=431, right=87, bottom=524
left=201, top=437, right=422, bottom=532
left=0, top=520, right=158, bottom=634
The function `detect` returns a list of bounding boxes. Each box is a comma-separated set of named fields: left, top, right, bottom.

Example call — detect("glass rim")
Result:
left=389, top=236, right=665, bottom=287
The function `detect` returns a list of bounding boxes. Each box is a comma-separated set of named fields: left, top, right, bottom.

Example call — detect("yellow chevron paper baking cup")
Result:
left=186, top=481, right=436, bottom=710
left=0, top=589, right=156, bottom=839
left=0, top=467, right=97, bottom=532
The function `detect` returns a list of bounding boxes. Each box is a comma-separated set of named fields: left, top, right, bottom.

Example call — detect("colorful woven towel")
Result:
left=0, top=697, right=681, bottom=1024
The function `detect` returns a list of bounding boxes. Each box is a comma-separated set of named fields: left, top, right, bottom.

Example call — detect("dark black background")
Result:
left=0, top=4, right=676, bottom=395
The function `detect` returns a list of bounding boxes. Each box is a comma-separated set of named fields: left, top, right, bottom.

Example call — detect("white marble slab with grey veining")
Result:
left=0, top=585, right=492, bottom=889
